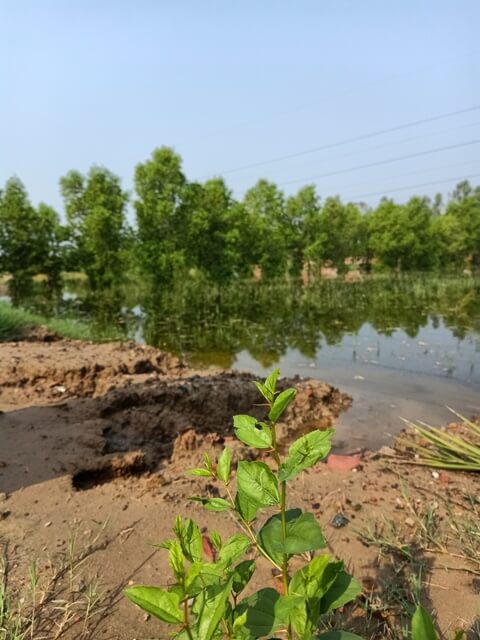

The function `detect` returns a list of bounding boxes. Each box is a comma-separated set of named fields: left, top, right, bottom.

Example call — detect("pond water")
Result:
left=20, top=274, right=480, bottom=449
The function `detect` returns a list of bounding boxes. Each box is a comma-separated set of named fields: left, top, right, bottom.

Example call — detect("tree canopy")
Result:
left=1, top=147, right=479, bottom=304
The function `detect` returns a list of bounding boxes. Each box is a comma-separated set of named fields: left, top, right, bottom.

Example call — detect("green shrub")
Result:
left=125, top=369, right=364, bottom=639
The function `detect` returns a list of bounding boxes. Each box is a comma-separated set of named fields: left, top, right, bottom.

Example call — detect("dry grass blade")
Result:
left=398, top=412, right=480, bottom=472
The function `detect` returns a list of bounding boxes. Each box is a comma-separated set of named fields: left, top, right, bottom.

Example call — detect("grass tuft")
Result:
left=398, top=410, right=480, bottom=472
left=0, top=302, right=122, bottom=343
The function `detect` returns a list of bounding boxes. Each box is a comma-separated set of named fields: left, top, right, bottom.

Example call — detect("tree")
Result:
left=134, top=147, right=187, bottom=290
left=439, top=181, right=480, bottom=268
left=35, top=203, right=65, bottom=297
left=0, top=177, right=42, bottom=302
left=243, top=180, right=289, bottom=279
left=181, top=178, right=230, bottom=281
left=60, top=167, right=128, bottom=291
left=369, top=197, right=436, bottom=271
left=315, top=197, right=362, bottom=273
left=287, top=185, right=321, bottom=277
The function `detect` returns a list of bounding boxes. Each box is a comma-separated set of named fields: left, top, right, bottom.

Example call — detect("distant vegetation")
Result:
left=0, top=147, right=479, bottom=305
left=0, top=300, right=122, bottom=342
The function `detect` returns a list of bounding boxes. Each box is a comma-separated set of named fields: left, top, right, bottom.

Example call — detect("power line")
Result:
left=277, top=140, right=480, bottom=187
left=210, top=105, right=480, bottom=177
left=262, top=120, right=480, bottom=178
left=198, top=49, right=480, bottom=142
left=347, top=173, right=480, bottom=201
left=319, top=158, right=480, bottom=196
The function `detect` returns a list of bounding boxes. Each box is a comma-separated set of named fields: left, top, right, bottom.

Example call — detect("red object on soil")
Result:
left=326, top=454, right=361, bottom=471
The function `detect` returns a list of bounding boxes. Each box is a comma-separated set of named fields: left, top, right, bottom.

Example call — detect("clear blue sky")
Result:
left=1, top=0, right=479, bottom=217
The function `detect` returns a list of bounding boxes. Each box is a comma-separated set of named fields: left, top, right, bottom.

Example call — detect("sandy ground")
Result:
left=0, top=334, right=479, bottom=639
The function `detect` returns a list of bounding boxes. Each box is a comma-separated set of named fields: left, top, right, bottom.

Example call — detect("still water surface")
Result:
left=128, top=275, right=480, bottom=450
left=27, top=274, right=480, bottom=449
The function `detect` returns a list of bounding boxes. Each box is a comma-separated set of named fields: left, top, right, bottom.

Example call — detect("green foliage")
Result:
left=125, top=370, right=363, bottom=639
left=0, top=177, right=64, bottom=303
left=124, top=586, right=183, bottom=624
left=258, top=510, right=326, bottom=564
left=280, top=430, right=334, bottom=482
left=134, top=147, right=189, bottom=289
left=411, top=606, right=437, bottom=640
left=2, top=151, right=480, bottom=310
left=243, top=180, right=290, bottom=279
left=234, top=415, right=273, bottom=449
left=410, top=605, right=465, bottom=640
left=0, top=301, right=122, bottom=343
left=60, top=166, right=128, bottom=292
left=368, top=197, right=439, bottom=271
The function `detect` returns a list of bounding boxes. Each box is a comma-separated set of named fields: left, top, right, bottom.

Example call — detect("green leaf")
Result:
left=185, top=561, right=225, bottom=594
left=236, top=461, right=279, bottom=508
left=412, top=606, right=438, bottom=640
left=232, top=610, right=248, bottom=632
left=235, top=491, right=259, bottom=523
left=316, top=632, right=365, bottom=639
left=197, top=577, right=233, bottom=640
left=274, top=594, right=308, bottom=635
left=284, top=512, right=326, bottom=555
left=258, top=510, right=326, bottom=564
left=319, top=571, right=362, bottom=614
left=253, top=380, right=273, bottom=403
left=210, top=531, right=222, bottom=550
left=234, top=415, right=273, bottom=449
left=235, top=588, right=281, bottom=638
left=290, top=555, right=342, bottom=603
left=188, top=467, right=213, bottom=477
left=217, top=447, right=232, bottom=484
left=124, top=586, right=183, bottom=623
left=280, top=429, right=333, bottom=482
left=268, top=387, right=296, bottom=423
left=218, top=533, right=251, bottom=566
left=203, top=452, right=213, bottom=473
left=174, top=517, right=203, bottom=563
left=168, top=540, right=185, bottom=578
left=191, top=496, right=231, bottom=511
left=232, top=560, right=256, bottom=595
left=264, top=369, right=280, bottom=397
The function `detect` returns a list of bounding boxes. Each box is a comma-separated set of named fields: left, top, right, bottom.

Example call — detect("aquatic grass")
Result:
left=0, top=302, right=122, bottom=343
left=399, top=410, right=480, bottom=471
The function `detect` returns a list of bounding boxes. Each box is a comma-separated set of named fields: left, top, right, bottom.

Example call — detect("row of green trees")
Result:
left=1, top=147, right=479, bottom=300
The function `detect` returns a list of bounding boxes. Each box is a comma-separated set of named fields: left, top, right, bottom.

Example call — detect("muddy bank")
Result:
left=0, top=336, right=350, bottom=494
left=0, top=337, right=184, bottom=403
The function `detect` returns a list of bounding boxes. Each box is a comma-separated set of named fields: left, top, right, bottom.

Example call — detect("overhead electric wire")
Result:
left=276, top=139, right=480, bottom=187
left=200, top=49, right=480, bottom=141
left=347, top=173, right=480, bottom=200
left=319, top=158, right=480, bottom=197
left=210, top=105, right=480, bottom=177
left=264, top=120, right=480, bottom=177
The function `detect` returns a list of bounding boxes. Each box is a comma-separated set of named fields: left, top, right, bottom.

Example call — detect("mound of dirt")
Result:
left=0, top=337, right=184, bottom=404
left=0, top=339, right=351, bottom=494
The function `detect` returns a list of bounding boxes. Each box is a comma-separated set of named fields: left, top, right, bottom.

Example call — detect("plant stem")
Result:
left=280, top=480, right=289, bottom=593
left=183, top=598, right=194, bottom=640
left=223, top=482, right=283, bottom=572
left=271, top=420, right=292, bottom=639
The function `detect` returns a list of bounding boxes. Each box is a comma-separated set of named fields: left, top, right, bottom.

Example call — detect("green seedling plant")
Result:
left=412, top=606, right=465, bottom=640
left=125, top=369, right=364, bottom=639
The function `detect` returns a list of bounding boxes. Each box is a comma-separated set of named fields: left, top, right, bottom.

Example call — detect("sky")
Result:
left=1, top=0, right=479, bottom=218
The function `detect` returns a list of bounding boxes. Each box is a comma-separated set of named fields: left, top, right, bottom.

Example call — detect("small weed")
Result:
left=0, top=520, right=109, bottom=640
